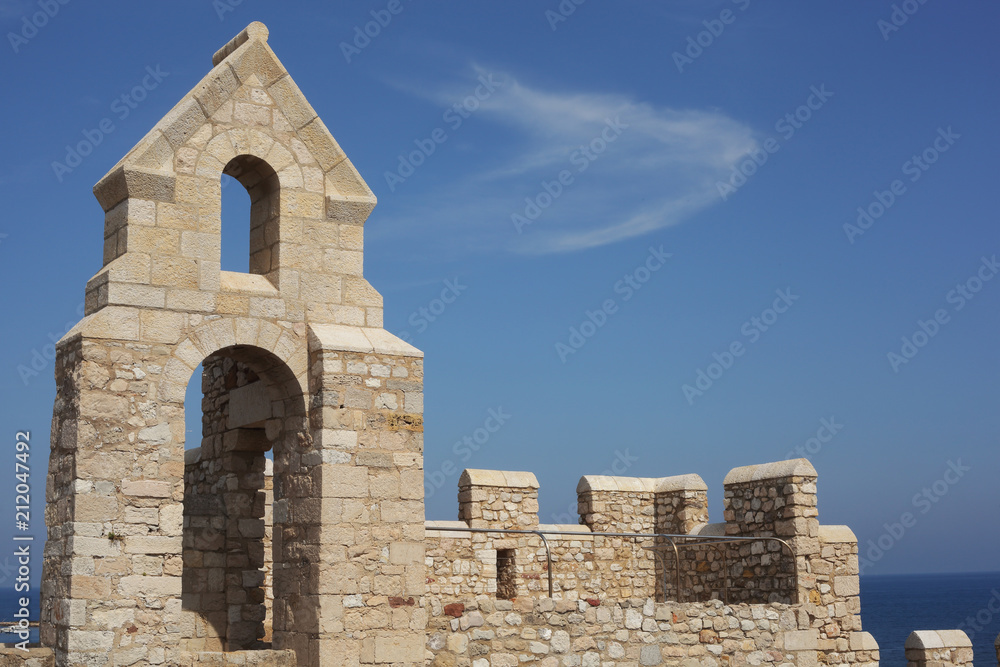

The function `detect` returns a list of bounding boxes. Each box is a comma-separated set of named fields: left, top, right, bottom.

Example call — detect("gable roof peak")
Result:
left=213, top=21, right=270, bottom=67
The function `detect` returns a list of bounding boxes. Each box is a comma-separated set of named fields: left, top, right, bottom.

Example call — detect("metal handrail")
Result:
left=425, top=526, right=798, bottom=602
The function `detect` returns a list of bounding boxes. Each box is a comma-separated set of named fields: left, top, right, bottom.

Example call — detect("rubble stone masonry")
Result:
left=5, top=19, right=984, bottom=667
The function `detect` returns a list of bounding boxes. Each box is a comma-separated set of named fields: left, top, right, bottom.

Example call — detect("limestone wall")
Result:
left=459, top=470, right=539, bottom=530
left=425, top=596, right=879, bottom=667
left=722, top=460, right=819, bottom=604
left=418, top=460, right=869, bottom=667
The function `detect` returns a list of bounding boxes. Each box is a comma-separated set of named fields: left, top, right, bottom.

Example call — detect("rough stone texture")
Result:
left=459, top=470, right=540, bottom=529
left=420, top=464, right=870, bottom=666
left=179, top=650, right=296, bottom=666
left=577, top=474, right=709, bottom=601
left=41, top=21, right=424, bottom=667
left=424, top=597, right=880, bottom=667
left=905, top=630, right=973, bottom=667
left=32, top=18, right=901, bottom=667
left=0, top=648, right=56, bottom=666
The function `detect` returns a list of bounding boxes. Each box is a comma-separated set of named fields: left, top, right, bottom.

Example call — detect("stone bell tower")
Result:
left=41, top=22, right=426, bottom=667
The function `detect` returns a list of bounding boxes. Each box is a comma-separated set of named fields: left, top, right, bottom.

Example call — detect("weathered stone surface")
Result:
left=44, top=20, right=423, bottom=667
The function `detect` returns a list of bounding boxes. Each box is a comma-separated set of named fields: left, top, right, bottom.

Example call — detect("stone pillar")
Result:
left=813, top=525, right=863, bottom=635
left=575, top=474, right=708, bottom=602
left=723, top=458, right=820, bottom=603
left=458, top=469, right=539, bottom=529
left=905, top=630, right=973, bottom=667
left=653, top=474, right=709, bottom=535
left=307, top=325, right=426, bottom=667
left=653, top=475, right=709, bottom=602
left=576, top=476, right=656, bottom=534
left=575, top=476, right=660, bottom=600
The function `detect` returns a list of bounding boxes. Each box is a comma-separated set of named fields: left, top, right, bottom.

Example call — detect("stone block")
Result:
left=139, top=309, right=186, bottom=343
left=321, top=466, right=369, bottom=498
left=122, top=480, right=172, bottom=497
left=833, top=575, right=860, bottom=597
left=124, top=535, right=182, bottom=554
left=268, top=75, right=318, bottom=130
left=639, top=645, right=661, bottom=666
left=180, top=231, right=220, bottom=260
left=66, top=630, right=115, bottom=652
left=782, top=629, right=819, bottom=651
left=388, top=542, right=424, bottom=565
left=849, top=632, right=879, bottom=651
left=69, top=575, right=111, bottom=599
left=373, top=634, right=424, bottom=663
left=74, top=494, right=118, bottom=523
left=118, top=575, right=182, bottom=597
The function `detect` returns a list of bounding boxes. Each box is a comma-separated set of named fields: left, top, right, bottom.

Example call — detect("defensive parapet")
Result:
left=458, top=469, right=540, bottom=529
left=424, top=460, right=859, bottom=604
left=420, top=458, right=876, bottom=667
left=905, top=631, right=973, bottom=667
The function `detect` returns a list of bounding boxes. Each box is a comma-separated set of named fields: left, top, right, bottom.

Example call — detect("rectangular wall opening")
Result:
left=496, top=548, right=517, bottom=600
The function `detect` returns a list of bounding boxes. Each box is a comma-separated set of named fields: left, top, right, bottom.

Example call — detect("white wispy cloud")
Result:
left=373, top=67, right=758, bottom=255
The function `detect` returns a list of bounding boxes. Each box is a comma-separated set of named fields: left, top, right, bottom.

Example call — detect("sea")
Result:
left=861, top=572, right=1000, bottom=667
left=2, top=572, right=999, bottom=664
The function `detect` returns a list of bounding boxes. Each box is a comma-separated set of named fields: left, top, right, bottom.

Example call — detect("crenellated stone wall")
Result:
left=722, top=460, right=819, bottom=604
left=242, top=455, right=872, bottom=667
left=459, top=470, right=539, bottom=530
left=24, top=17, right=967, bottom=667
left=417, top=459, right=873, bottom=667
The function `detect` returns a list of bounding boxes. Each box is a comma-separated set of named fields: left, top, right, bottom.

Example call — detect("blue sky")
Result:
left=0, top=0, right=998, bottom=594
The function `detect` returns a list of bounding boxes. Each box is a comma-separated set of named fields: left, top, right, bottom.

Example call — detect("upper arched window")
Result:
left=220, top=155, right=280, bottom=277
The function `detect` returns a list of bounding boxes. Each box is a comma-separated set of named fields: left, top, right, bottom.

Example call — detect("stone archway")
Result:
left=180, top=341, right=310, bottom=653
left=40, top=21, right=426, bottom=667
